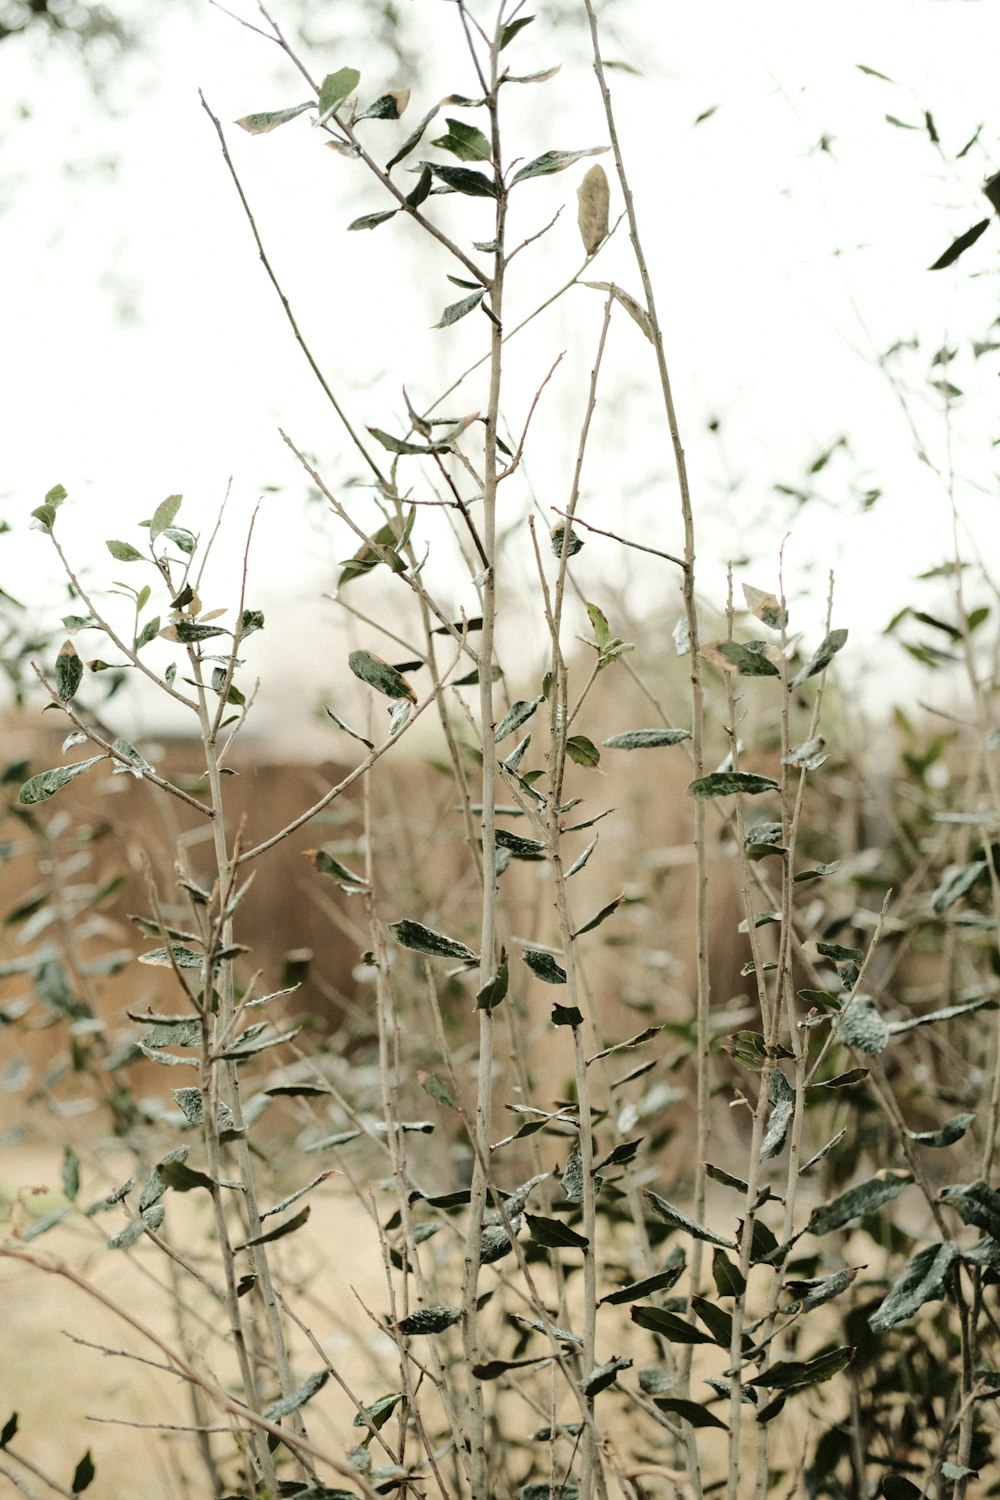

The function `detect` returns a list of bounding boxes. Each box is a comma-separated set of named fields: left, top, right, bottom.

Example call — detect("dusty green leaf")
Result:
left=494, top=827, right=545, bottom=859
left=236, top=1205, right=310, bottom=1250
left=236, top=101, right=313, bottom=134
left=689, top=771, right=779, bottom=798
left=582, top=279, right=653, bottom=341
left=889, top=995, right=998, bottom=1034
left=396, top=1305, right=462, bottom=1335
left=761, top=1070, right=795, bottom=1161
left=551, top=522, right=584, bottom=557
left=389, top=920, right=477, bottom=963
left=645, top=1190, right=737, bottom=1248
left=603, top=728, right=690, bottom=749
left=790, top=628, right=848, bottom=688
left=62, top=1146, right=80, bottom=1203
left=264, top=1369, right=329, bottom=1420
left=149, top=494, right=182, bottom=540
left=906, top=1112, right=974, bottom=1148
left=839, top=994, right=890, bottom=1055
left=349, top=649, right=417, bottom=702
left=579, top=1355, right=631, bottom=1396
left=22, top=1207, right=71, bottom=1242
left=870, top=1242, right=957, bottom=1331
left=367, top=425, right=452, bottom=456
left=714, top=640, right=781, bottom=677
left=939, top=1179, right=1000, bottom=1239
left=106, top=539, right=144, bottom=562
left=349, top=208, right=398, bottom=231
left=512, top=147, right=607, bottom=184
left=931, top=859, right=987, bottom=913
left=169, top=620, right=227, bottom=643
left=356, top=89, right=410, bottom=121
left=55, top=640, right=83, bottom=702
left=436, top=288, right=486, bottom=327
left=496, top=698, right=540, bottom=742
left=523, top=950, right=567, bottom=984
left=19, top=756, right=104, bottom=806
left=386, top=104, right=440, bottom=170
left=808, top=1171, right=912, bottom=1235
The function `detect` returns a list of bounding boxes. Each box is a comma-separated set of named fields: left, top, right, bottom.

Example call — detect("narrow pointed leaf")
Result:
left=630, top=1306, right=716, bottom=1343
left=870, top=1242, right=957, bottom=1331
left=808, top=1171, right=912, bottom=1235
left=645, top=1190, right=737, bottom=1248
left=19, top=756, right=104, bottom=805
left=390, top=920, right=478, bottom=963
left=424, top=162, right=497, bottom=197
left=496, top=698, right=540, bottom=741
left=929, top=217, right=991, bottom=271
left=386, top=104, right=440, bottom=170
left=396, top=1305, right=461, bottom=1335
left=236, top=102, right=313, bottom=134
left=436, top=288, right=486, bottom=327
left=689, top=772, right=779, bottom=798
left=348, top=649, right=417, bottom=702
left=603, top=728, right=690, bottom=749
left=790, top=628, right=848, bottom=687
left=264, top=1369, right=329, bottom=1420
left=512, top=147, right=607, bottom=184
left=349, top=209, right=398, bottom=231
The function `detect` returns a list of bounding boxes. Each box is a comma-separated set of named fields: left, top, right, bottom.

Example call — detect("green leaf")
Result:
left=19, top=756, right=104, bottom=806
left=389, top=919, right=478, bottom=963
left=349, top=648, right=417, bottom=702
left=603, top=728, right=691, bottom=750
left=307, top=849, right=369, bottom=892
left=149, top=494, right=182, bottom=540
left=71, top=1449, right=96, bottom=1494
left=599, top=1265, right=683, bottom=1306
left=929, top=217, right=991, bottom=271
left=138, top=944, right=205, bottom=969
left=565, top=735, right=601, bottom=768
left=436, top=288, right=486, bottom=327
left=689, top=772, right=779, bottom=798
left=931, top=859, right=988, bottom=913
left=1, top=1414, right=17, bottom=1449
left=715, top=641, right=780, bottom=677
left=939, top=1179, right=1000, bottom=1239
left=551, top=1003, right=584, bottom=1026
left=839, top=994, right=890, bottom=1055
left=654, top=1397, right=728, bottom=1431
left=749, top=1346, right=854, bottom=1393
left=236, top=1205, right=310, bottom=1250
left=431, top=118, right=492, bottom=161
left=355, top=89, right=410, bottom=121
left=318, top=67, right=361, bottom=124
left=630, top=1306, right=717, bottom=1344
left=62, top=1146, right=80, bottom=1202
left=171, top=620, right=228, bottom=643
left=405, top=164, right=433, bottom=208
left=551, top=522, right=584, bottom=557
left=22, top=1207, right=72, bottom=1242
left=644, top=1190, right=737, bottom=1248
left=106, top=539, right=144, bottom=562
left=136, top=615, right=161, bottom=650
left=511, top=147, right=607, bottom=184
left=476, top=955, right=509, bottom=1011
left=396, top=1305, right=462, bottom=1335
left=790, top=628, right=848, bottom=688
left=712, top=1249, right=746, bottom=1298
left=527, top=1213, right=588, bottom=1250
left=522, top=950, right=567, bottom=984
left=494, top=827, right=545, bottom=859
left=760, top=1070, right=795, bottom=1161
left=55, top=640, right=83, bottom=702
left=869, top=1242, right=957, bottom=1331
left=367, top=426, right=452, bottom=456
left=496, top=698, right=540, bottom=742
left=349, top=209, right=398, bottom=231
left=807, top=1171, right=912, bottom=1235
left=889, top=995, right=998, bottom=1035
left=235, top=101, right=314, bottom=134
left=264, top=1369, right=329, bottom=1420
left=424, top=161, right=498, bottom=197
left=573, top=893, right=624, bottom=937
left=906, top=1112, right=974, bottom=1148
left=579, top=1355, right=631, bottom=1396
left=500, top=14, right=534, bottom=48
left=386, top=105, right=440, bottom=171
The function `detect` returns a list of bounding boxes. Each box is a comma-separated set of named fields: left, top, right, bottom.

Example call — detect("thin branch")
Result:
left=549, top=507, right=686, bottom=568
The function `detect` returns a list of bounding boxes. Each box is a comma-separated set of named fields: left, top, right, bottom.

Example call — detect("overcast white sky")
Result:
left=3, top=1, right=997, bottom=745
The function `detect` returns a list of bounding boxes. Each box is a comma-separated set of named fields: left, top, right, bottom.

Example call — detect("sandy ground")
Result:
left=1, top=1140, right=403, bottom=1500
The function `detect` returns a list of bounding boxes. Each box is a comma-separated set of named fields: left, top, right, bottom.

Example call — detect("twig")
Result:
left=549, top=507, right=685, bottom=568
